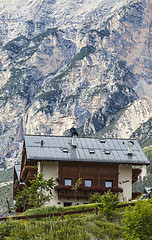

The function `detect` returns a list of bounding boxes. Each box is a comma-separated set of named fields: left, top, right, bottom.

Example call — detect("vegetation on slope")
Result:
left=0, top=213, right=122, bottom=240
left=1, top=198, right=152, bottom=240
left=0, top=184, right=14, bottom=218
left=133, top=145, right=152, bottom=193
left=0, top=168, right=13, bottom=183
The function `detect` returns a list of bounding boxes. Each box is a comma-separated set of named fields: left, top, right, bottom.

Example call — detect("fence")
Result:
left=0, top=202, right=135, bottom=222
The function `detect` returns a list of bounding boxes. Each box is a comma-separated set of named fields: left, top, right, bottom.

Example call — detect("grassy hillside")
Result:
left=0, top=184, right=14, bottom=218
left=1, top=200, right=152, bottom=240
left=0, top=168, right=14, bottom=217
left=0, top=204, right=124, bottom=240
left=0, top=168, right=13, bottom=183
left=143, top=145, right=152, bottom=163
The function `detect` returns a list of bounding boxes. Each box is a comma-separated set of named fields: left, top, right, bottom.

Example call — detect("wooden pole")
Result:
left=61, top=212, right=64, bottom=220
left=95, top=207, right=98, bottom=215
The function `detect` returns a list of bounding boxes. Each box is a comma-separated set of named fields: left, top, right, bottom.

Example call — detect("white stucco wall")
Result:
left=37, top=161, right=89, bottom=207
left=37, top=161, right=133, bottom=205
left=118, top=164, right=132, bottom=201
left=38, top=161, right=59, bottom=206
left=57, top=198, right=89, bottom=207
left=140, top=165, right=147, bottom=180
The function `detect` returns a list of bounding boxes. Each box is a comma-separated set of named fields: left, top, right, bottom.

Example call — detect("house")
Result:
left=13, top=129, right=150, bottom=207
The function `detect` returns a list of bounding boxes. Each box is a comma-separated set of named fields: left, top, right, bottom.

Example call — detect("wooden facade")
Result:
left=57, top=161, right=119, bottom=199
left=59, top=161, right=118, bottom=187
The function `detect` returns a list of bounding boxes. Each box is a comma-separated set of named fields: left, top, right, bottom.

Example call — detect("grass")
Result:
left=0, top=184, right=14, bottom=218
left=0, top=207, right=124, bottom=240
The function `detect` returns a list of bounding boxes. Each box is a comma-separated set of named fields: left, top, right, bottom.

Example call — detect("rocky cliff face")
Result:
left=0, top=0, right=152, bottom=169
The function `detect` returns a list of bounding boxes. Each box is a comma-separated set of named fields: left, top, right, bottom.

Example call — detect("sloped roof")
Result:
left=24, top=135, right=150, bottom=165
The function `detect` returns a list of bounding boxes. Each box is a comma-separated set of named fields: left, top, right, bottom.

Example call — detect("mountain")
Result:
left=0, top=0, right=152, bottom=170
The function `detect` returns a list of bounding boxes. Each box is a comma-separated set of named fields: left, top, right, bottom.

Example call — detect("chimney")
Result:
left=70, top=127, right=78, bottom=148
left=128, top=141, right=134, bottom=156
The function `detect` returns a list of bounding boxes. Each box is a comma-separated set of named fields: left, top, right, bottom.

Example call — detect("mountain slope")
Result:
left=0, top=0, right=152, bottom=169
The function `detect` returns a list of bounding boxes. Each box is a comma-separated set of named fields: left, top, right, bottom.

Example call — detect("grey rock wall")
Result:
left=0, top=0, right=152, bottom=168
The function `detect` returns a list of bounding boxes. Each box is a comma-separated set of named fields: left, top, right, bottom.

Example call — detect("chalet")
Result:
left=13, top=129, right=150, bottom=207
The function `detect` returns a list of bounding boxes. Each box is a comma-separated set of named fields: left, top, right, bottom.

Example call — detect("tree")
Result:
left=15, top=173, right=54, bottom=211
left=28, top=173, right=54, bottom=208
left=72, top=178, right=82, bottom=205
left=15, top=184, right=30, bottom=212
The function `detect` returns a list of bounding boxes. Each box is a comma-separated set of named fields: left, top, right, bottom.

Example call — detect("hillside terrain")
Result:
left=1, top=199, right=152, bottom=240
left=0, top=0, right=151, bottom=171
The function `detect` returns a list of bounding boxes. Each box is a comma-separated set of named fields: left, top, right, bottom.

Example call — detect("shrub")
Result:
left=98, top=190, right=119, bottom=220
left=89, top=192, right=102, bottom=203
left=121, top=199, right=152, bottom=240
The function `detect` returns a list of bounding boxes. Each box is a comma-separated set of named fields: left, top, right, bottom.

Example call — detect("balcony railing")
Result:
left=54, top=185, right=123, bottom=199
left=20, top=166, right=38, bottom=184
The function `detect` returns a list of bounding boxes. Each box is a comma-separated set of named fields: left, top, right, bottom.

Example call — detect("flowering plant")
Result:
left=54, top=185, right=123, bottom=193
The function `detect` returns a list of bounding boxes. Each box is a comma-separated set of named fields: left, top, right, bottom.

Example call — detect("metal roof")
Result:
left=24, top=135, right=150, bottom=165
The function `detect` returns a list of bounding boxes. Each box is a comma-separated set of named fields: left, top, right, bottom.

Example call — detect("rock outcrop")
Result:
left=0, top=0, right=152, bottom=168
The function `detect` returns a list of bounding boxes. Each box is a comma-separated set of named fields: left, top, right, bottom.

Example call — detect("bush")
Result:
left=98, top=190, right=119, bottom=220
left=121, top=199, right=152, bottom=240
left=89, top=192, right=102, bottom=203
left=22, top=202, right=103, bottom=216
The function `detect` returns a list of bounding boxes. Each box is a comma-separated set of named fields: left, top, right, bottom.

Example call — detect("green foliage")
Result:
left=89, top=220, right=121, bottom=240
left=0, top=207, right=122, bottom=240
left=0, top=218, right=91, bottom=240
left=28, top=173, right=54, bottom=208
left=22, top=202, right=103, bottom=216
left=144, top=145, right=152, bottom=167
left=0, top=183, right=14, bottom=217
left=131, top=117, right=152, bottom=148
left=0, top=168, right=13, bottom=183
left=72, top=178, right=82, bottom=192
left=89, top=192, right=102, bottom=203
left=98, top=190, right=119, bottom=220
left=133, top=145, right=152, bottom=193
left=68, top=45, right=95, bottom=68
left=121, top=200, right=152, bottom=240
left=15, top=184, right=30, bottom=212
left=15, top=173, right=54, bottom=211
left=72, top=177, right=83, bottom=205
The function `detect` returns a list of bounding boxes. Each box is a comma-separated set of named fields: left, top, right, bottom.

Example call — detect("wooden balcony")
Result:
left=132, top=168, right=142, bottom=184
left=58, top=189, right=92, bottom=199
left=21, top=166, right=38, bottom=186
left=55, top=185, right=123, bottom=199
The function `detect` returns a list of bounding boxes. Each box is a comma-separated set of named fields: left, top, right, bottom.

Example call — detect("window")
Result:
left=65, top=179, right=72, bottom=186
left=85, top=180, right=92, bottom=187
left=105, top=180, right=113, bottom=188
left=63, top=148, right=68, bottom=153
left=64, top=202, right=72, bottom=207
left=104, top=150, right=111, bottom=155
left=89, top=150, right=95, bottom=154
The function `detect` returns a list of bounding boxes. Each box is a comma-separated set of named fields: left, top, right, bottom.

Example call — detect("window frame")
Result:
left=84, top=179, right=92, bottom=187
left=64, top=178, right=72, bottom=186
left=105, top=180, right=113, bottom=188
